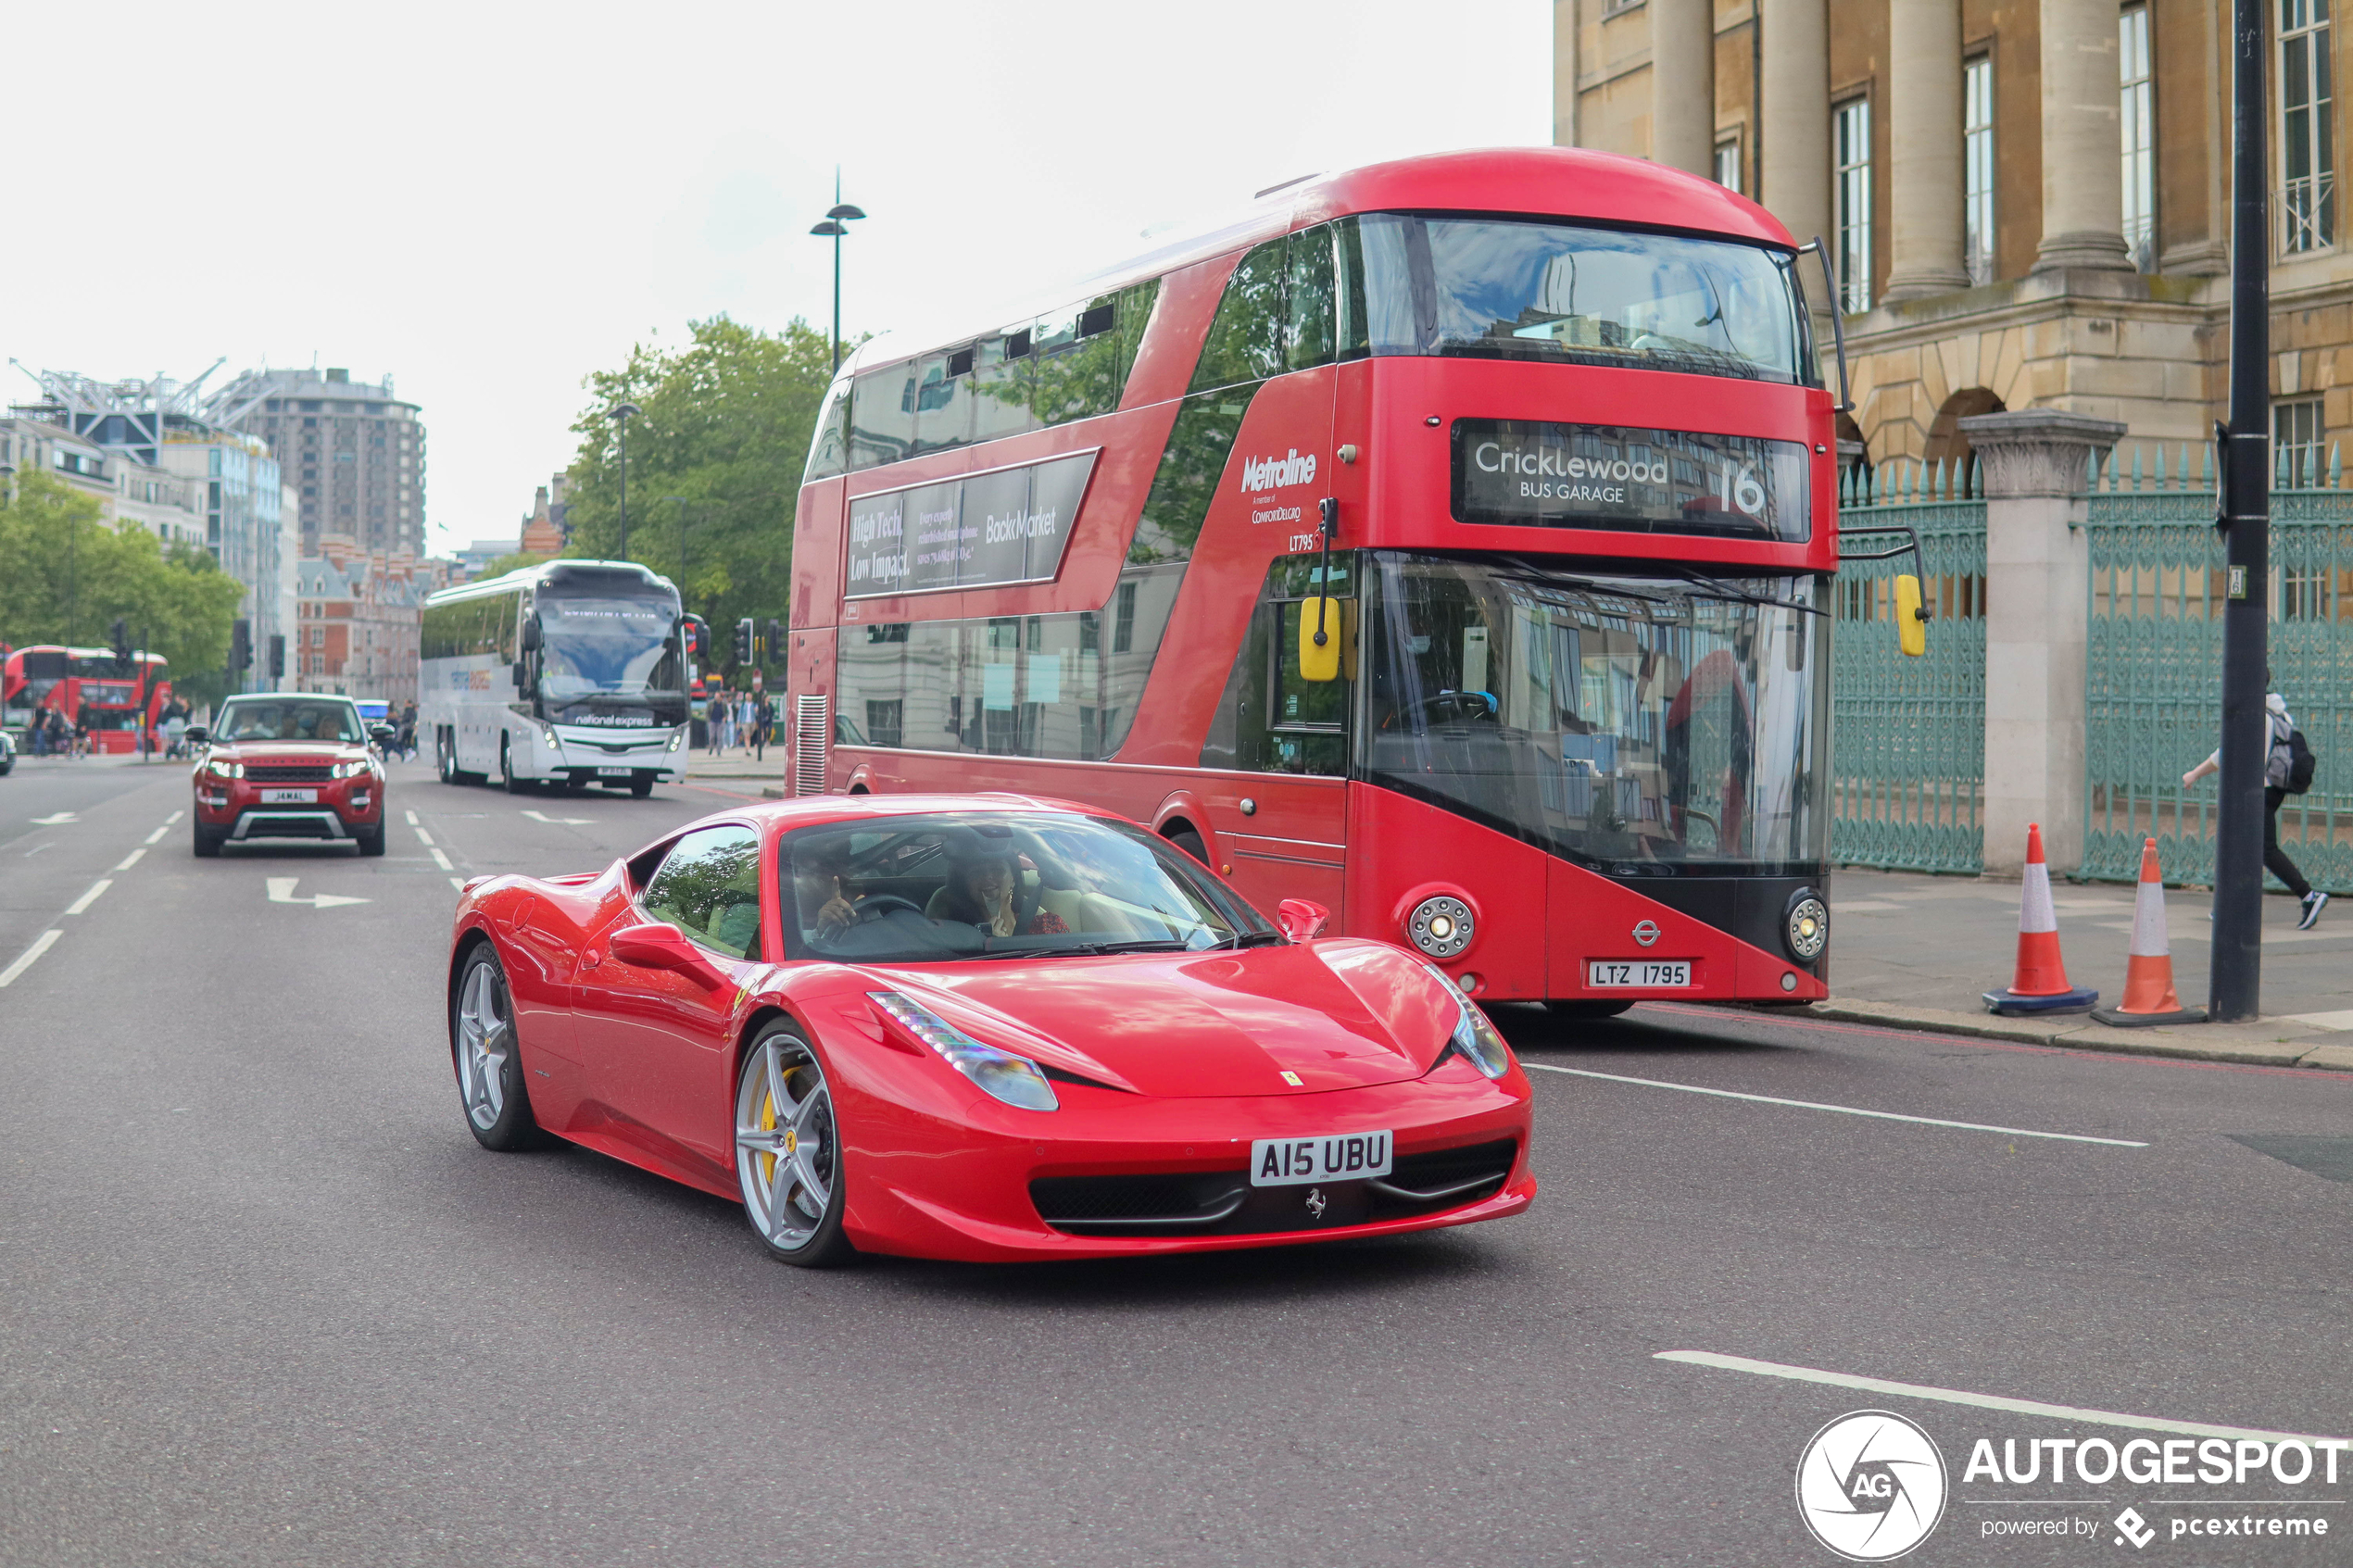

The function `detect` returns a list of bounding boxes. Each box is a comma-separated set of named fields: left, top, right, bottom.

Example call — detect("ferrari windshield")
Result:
left=782, top=810, right=1276, bottom=963
left=212, top=698, right=365, bottom=743
left=1363, top=553, right=1830, bottom=872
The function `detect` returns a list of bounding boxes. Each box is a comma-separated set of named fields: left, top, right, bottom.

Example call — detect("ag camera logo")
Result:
left=1795, top=1411, right=1948, bottom=1561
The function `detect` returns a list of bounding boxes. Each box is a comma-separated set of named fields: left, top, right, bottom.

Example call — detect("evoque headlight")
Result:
left=1423, top=962, right=1513, bottom=1080
left=869, top=991, right=1058, bottom=1111
left=332, top=759, right=370, bottom=779
left=206, top=757, right=243, bottom=778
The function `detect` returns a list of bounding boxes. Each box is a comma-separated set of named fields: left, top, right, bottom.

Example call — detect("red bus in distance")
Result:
left=788, top=147, right=1843, bottom=1010
left=3, top=646, right=172, bottom=753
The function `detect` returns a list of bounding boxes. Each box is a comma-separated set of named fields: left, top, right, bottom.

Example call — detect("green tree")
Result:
left=561, top=316, right=837, bottom=674
left=0, top=470, right=245, bottom=687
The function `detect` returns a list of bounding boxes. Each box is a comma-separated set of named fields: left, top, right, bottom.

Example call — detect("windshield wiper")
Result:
left=1201, top=930, right=1285, bottom=949
left=964, top=937, right=1197, bottom=960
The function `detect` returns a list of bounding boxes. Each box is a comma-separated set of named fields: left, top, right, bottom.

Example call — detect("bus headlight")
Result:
left=668, top=727, right=685, bottom=752
left=544, top=727, right=560, bottom=751
left=1783, top=888, right=1829, bottom=962
left=1406, top=895, right=1475, bottom=960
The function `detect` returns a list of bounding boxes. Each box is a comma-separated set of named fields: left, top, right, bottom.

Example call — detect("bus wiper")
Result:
left=1662, top=567, right=1830, bottom=618
left=1202, top=930, right=1286, bottom=949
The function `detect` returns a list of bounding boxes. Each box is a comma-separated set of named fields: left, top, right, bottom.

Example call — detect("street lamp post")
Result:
left=607, top=402, right=642, bottom=560
left=809, top=170, right=866, bottom=376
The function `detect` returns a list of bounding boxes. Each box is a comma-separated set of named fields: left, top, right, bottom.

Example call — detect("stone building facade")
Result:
left=294, top=538, right=446, bottom=706
left=1554, top=0, right=2353, bottom=480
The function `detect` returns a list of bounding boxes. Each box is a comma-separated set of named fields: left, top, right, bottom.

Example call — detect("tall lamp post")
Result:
left=607, top=402, right=642, bottom=560
left=809, top=171, right=866, bottom=375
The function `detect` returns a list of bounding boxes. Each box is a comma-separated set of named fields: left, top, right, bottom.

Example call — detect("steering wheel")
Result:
left=1384, top=690, right=1498, bottom=729
left=853, top=895, right=924, bottom=922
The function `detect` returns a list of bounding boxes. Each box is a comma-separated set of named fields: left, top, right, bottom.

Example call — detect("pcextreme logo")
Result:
left=1796, top=1411, right=1949, bottom=1562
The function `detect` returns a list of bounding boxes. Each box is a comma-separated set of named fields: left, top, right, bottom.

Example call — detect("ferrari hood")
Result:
left=865, top=938, right=1462, bottom=1098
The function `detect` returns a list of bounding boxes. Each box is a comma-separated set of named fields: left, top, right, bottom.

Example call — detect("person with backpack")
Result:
left=2183, top=679, right=2326, bottom=929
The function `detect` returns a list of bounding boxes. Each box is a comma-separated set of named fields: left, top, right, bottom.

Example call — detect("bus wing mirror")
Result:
left=521, top=616, right=541, bottom=652
left=1894, top=574, right=1929, bottom=658
left=512, top=658, right=532, bottom=688
left=1298, top=598, right=1344, bottom=684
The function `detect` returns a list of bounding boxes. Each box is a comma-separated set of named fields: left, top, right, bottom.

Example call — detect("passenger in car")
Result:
left=934, top=852, right=1069, bottom=937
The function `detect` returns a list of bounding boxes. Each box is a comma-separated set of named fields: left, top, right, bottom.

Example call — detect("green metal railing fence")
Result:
left=1832, top=461, right=1988, bottom=873
left=2084, top=441, right=2353, bottom=893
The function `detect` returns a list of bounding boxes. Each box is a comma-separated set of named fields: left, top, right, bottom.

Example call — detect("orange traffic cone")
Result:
left=1982, top=823, right=2100, bottom=1016
left=2091, top=838, right=2207, bottom=1027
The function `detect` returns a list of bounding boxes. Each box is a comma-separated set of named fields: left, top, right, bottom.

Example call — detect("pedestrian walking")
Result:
left=29, top=702, right=50, bottom=757
left=2183, top=679, right=2328, bottom=930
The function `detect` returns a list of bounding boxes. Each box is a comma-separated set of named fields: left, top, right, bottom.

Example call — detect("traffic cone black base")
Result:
left=2089, top=1002, right=2207, bottom=1027
left=1984, top=985, right=2101, bottom=1018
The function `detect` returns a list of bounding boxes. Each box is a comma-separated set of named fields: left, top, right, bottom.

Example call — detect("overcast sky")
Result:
left=6, top=2, right=1549, bottom=556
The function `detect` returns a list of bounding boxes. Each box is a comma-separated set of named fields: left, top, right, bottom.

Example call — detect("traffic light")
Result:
left=230, top=619, right=253, bottom=671
left=110, top=618, right=132, bottom=672
left=269, top=633, right=287, bottom=679
left=736, top=617, right=754, bottom=666
left=683, top=614, right=710, bottom=661
left=766, top=619, right=785, bottom=663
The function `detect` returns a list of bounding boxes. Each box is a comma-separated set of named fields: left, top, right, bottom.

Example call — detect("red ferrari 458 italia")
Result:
left=447, top=794, right=1534, bottom=1265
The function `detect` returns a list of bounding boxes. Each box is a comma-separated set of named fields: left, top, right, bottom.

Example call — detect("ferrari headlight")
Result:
left=206, top=757, right=243, bottom=779
left=868, top=991, right=1058, bottom=1111
left=1425, top=962, right=1512, bottom=1080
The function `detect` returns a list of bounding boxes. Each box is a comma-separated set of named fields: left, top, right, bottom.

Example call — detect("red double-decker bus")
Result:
left=3, top=646, right=171, bottom=753
left=787, top=147, right=1851, bottom=1010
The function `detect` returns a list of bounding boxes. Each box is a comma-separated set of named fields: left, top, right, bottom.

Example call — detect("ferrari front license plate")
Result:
left=1251, top=1130, right=1393, bottom=1186
left=260, top=788, right=318, bottom=804
left=597, top=767, right=633, bottom=778
left=1588, top=960, right=1692, bottom=987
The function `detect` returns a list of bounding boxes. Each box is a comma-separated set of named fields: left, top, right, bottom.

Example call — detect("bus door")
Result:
left=1194, top=557, right=1354, bottom=921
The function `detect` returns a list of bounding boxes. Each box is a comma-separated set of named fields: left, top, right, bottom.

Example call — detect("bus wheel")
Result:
left=1545, top=1000, right=1633, bottom=1020
left=499, top=738, right=533, bottom=796
left=1163, top=824, right=1209, bottom=864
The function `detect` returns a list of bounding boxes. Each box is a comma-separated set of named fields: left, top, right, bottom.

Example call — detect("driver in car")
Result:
left=791, top=844, right=864, bottom=940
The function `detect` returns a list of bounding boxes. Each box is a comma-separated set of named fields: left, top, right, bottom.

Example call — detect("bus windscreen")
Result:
left=535, top=594, right=685, bottom=726
left=1361, top=553, right=1829, bottom=873
left=1352, top=215, right=1813, bottom=385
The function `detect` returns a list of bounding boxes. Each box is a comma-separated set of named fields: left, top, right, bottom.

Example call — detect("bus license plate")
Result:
left=1251, top=1130, right=1392, bottom=1186
left=260, top=788, right=317, bottom=804
left=1588, top=960, right=1692, bottom=988
left=597, top=767, right=633, bottom=778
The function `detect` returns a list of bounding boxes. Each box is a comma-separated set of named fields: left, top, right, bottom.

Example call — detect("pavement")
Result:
left=6, top=757, right=2353, bottom=1564
left=1825, top=866, right=2353, bottom=1073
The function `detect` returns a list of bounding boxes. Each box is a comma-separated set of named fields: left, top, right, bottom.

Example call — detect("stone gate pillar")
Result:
left=1957, top=409, right=2125, bottom=876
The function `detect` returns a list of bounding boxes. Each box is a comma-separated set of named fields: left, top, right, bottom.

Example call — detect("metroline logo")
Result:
left=1239, top=449, right=1317, bottom=493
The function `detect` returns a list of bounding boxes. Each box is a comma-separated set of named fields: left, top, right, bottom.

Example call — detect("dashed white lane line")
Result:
left=0, top=931, right=62, bottom=988
left=113, top=847, right=145, bottom=872
left=164, top=810, right=182, bottom=826
left=144, top=825, right=170, bottom=845
left=64, top=880, right=112, bottom=916
left=448, top=876, right=465, bottom=892
left=415, top=827, right=436, bottom=847
left=1520, top=1061, right=2147, bottom=1148
left=1655, top=1351, right=2350, bottom=1446
left=404, top=809, right=420, bottom=826
left=428, top=846, right=452, bottom=871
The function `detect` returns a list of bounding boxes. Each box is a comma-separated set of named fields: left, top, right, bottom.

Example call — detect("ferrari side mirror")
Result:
left=1276, top=898, right=1330, bottom=942
left=610, top=922, right=724, bottom=985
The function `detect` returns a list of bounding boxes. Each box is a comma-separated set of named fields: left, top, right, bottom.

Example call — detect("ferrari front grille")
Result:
left=1030, top=1173, right=1247, bottom=1231
left=1367, top=1138, right=1518, bottom=1213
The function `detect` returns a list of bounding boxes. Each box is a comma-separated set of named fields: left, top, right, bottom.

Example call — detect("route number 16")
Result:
left=1715, top=460, right=1766, bottom=517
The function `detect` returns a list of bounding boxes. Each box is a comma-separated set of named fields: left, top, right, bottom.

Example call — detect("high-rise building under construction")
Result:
left=216, top=367, right=426, bottom=557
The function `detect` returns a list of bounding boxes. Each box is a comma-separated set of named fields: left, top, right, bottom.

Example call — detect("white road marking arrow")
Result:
left=521, top=809, right=594, bottom=825
left=265, top=877, right=371, bottom=909
left=31, top=812, right=77, bottom=825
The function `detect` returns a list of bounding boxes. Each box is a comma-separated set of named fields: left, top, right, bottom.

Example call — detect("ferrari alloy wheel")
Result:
left=734, top=1023, right=852, bottom=1267
left=452, top=947, right=545, bottom=1151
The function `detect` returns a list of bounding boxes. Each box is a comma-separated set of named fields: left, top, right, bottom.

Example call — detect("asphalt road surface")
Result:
left=4, top=759, right=2350, bottom=1567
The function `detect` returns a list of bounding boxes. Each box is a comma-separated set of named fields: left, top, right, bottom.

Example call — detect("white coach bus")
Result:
left=419, top=559, right=689, bottom=797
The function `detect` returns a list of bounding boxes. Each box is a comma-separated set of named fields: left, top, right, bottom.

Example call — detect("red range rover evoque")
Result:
left=188, top=695, right=395, bottom=857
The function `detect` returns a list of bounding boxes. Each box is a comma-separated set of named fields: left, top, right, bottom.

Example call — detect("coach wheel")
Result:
left=452, top=946, right=547, bottom=1151
left=629, top=777, right=654, bottom=799
left=499, top=737, right=534, bottom=796
left=436, top=729, right=458, bottom=784
left=1164, top=825, right=1209, bottom=865
left=734, top=1022, right=853, bottom=1267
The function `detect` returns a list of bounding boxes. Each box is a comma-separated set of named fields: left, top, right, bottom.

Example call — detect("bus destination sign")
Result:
left=1451, top=419, right=1809, bottom=542
left=845, top=451, right=1097, bottom=599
